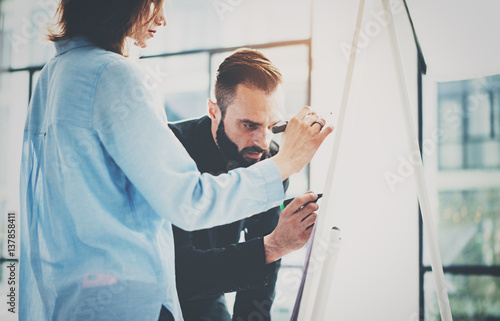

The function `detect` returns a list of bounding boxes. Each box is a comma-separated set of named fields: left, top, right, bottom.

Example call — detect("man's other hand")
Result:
left=263, top=191, right=319, bottom=264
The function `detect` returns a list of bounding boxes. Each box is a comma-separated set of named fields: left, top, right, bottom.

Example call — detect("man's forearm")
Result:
left=263, top=235, right=288, bottom=264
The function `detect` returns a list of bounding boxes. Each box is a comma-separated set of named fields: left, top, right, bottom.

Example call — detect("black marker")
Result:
left=272, top=112, right=332, bottom=134
left=271, top=120, right=288, bottom=134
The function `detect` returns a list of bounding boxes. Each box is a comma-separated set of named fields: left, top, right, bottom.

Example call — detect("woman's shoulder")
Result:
left=83, top=47, right=133, bottom=73
left=94, top=51, right=143, bottom=80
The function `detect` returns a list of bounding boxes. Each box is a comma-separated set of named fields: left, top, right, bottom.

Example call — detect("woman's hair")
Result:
left=48, top=0, right=164, bottom=55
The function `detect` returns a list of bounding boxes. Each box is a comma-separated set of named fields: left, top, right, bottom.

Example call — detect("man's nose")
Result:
left=252, top=128, right=271, bottom=150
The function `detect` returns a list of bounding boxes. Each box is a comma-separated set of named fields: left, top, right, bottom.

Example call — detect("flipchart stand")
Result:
left=291, top=0, right=453, bottom=320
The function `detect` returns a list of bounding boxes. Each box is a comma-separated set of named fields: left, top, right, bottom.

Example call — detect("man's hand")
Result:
left=263, top=192, right=319, bottom=264
left=272, top=106, right=333, bottom=180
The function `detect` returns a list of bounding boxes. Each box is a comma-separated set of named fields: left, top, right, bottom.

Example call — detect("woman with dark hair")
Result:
left=19, top=1, right=332, bottom=320
left=48, top=0, right=166, bottom=54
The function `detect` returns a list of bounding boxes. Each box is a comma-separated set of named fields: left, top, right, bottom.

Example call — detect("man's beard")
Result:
left=216, top=119, right=270, bottom=170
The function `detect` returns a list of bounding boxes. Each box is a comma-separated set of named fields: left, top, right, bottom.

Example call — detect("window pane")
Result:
left=439, top=143, right=463, bottom=170
left=2, top=0, right=56, bottom=69
left=438, top=96, right=463, bottom=143
left=466, top=140, right=500, bottom=169
left=437, top=76, right=500, bottom=170
left=424, top=188, right=500, bottom=266
left=139, top=53, right=210, bottom=121
left=424, top=273, right=500, bottom=321
left=493, top=90, right=500, bottom=138
left=466, top=90, right=491, bottom=139
left=144, top=0, right=312, bottom=56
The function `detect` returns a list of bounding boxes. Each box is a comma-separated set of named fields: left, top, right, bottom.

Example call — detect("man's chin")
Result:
left=242, top=157, right=259, bottom=165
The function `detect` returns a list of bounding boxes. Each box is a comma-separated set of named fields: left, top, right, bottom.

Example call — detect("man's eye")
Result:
left=244, top=123, right=257, bottom=130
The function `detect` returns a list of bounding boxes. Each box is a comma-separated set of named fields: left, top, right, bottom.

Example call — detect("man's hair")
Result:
left=48, top=0, right=164, bottom=55
left=215, top=49, right=283, bottom=117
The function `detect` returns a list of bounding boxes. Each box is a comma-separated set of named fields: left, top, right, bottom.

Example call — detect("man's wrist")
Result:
left=271, top=154, right=295, bottom=181
left=263, top=234, right=286, bottom=264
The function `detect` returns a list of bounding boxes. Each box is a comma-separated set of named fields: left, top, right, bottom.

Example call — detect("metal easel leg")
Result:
left=382, top=0, right=453, bottom=319
left=294, top=0, right=366, bottom=319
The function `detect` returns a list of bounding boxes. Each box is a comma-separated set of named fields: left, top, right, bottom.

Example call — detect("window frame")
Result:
left=419, top=64, right=500, bottom=320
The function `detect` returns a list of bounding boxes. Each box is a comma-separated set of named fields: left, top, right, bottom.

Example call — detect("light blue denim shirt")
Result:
left=19, top=37, right=284, bottom=321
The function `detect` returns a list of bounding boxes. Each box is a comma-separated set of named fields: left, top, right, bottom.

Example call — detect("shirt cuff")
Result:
left=240, top=237, right=276, bottom=273
left=252, top=158, right=285, bottom=208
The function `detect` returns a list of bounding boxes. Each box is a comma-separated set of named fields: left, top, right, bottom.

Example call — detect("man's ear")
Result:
left=208, top=98, right=220, bottom=121
left=208, top=98, right=222, bottom=143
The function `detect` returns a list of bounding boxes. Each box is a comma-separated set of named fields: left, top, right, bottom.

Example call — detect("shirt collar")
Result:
left=54, top=36, right=96, bottom=56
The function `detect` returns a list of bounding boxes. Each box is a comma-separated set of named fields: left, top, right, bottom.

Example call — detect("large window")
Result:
left=437, top=77, right=500, bottom=170
left=422, top=75, right=500, bottom=320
